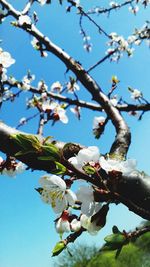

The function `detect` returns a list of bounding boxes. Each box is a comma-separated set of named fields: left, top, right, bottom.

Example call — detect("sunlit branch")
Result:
left=87, top=49, right=118, bottom=73
left=87, top=0, right=135, bottom=15
left=68, top=0, right=110, bottom=38
left=22, top=0, right=35, bottom=15
left=4, top=81, right=150, bottom=114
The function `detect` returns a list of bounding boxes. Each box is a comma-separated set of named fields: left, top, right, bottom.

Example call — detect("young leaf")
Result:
left=52, top=241, right=66, bottom=256
left=83, top=165, right=96, bottom=175
left=51, top=162, right=67, bottom=175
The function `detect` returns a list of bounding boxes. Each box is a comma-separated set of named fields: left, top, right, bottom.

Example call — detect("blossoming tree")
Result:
left=0, top=0, right=150, bottom=258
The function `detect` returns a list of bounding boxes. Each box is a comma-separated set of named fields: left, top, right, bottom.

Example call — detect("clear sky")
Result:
left=0, top=1, right=150, bottom=267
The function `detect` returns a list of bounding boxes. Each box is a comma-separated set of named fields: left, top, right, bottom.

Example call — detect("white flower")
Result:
left=55, top=107, right=68, bottom=124
left=51, top=81, right=62, bottom=92
left=0, top=48, right=15, bottom=68
left=42, top=102, right=68, bottom=124
left=69, top=146, right=100, bottom=170
left=0, top=156, right=4, bottom=164
left=77, top=186, right=101, bottom=217
left=31, top=37, right=40, bottom=49
left=39, top=175, right=77, bottom=213
left=99, top=156, right=136, bottom=176
left=19, top=117, right=27, bottom=125
left=1, top=68, right=7, bottom=81
left=37, top=81, right=48, bottom=91
left=18, top=15, right=31, bottom=26
left=128, top=5, right=139, bottom=14
left=131, top=89, right=142, bottom=100
left=109, top=1, right=119, bottom=8
left=80, top=214, right=101, bottom=235
left=67, top=81, right=80, bottom=93
left=55, top=211, right=71, bottom=234
left=70, top=219, right=81, bottom=232
left=8, top=76, right=16, bottom=85
left=2, top=162, right=26, bottom=177
left=56, top=217, right=70, bottom=234
left=93, top=116, right=105, bottom=130
left=38, top=0, right=47, bottom=5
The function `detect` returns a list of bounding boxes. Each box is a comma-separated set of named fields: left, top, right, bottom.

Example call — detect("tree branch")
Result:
left=0, top=0, right=131, bottom=157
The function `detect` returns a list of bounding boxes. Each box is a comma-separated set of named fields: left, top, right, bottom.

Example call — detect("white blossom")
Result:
left=99, top=156, right=136, bottom=176
left=37, top=81, right=48, bottom=91
left=19, top=117, right=27, bottom=125
left=67, top=81, right=80, bottom=93
left=0, top=48, right=15, bottom=68
left=70, top=219, right=81, bottom=232
left=69, top=146, right=100, bottom=170
left=109, top=1, right=119, bottom=7
left=31, top=37, right=40, bottom=49
left=80, top=214, right=102, bottom=235
left=128, top=5, right=139, bottom=14
left=1, top=68, right=7, bottom=82
left=93, top=116, right=105, bottom=130
left=131, top=89, right=142, bottom=100
left=55, top=211, right=71, bottom=234
left=2, top=162, right=26, bottom=177
left=38, top=0, right=47, bottom=5
left=56, top=218, right=70, bottom=233
left=42, top=101, right=68, bottom=124
left=51, top=81, right=62, bottom=92
left=8, top=76, right=16, bottom=85
left=18, top=15, right=31, bottom=26
left=77, top=186, right=101, bottom=217
left=39, top=175, right=77, bottom=213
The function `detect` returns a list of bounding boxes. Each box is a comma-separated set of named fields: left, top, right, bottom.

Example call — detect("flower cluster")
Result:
left=0, top=157, right=26, bottom=177
left=0, top=48, right=15, bottom=84
left=18, top=72, right=35, bottom=91
left=128, top=87, right=143, bottom=100
left=38, top=144, right=137, bottom=238
left=107, top=32, right=134, bottom=61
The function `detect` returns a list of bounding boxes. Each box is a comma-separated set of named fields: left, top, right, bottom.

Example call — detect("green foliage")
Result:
left=87, top=244, right=143, bottom=267
left=55, top=244, right=97, bottom=267
left=10, top=133, right=61, bottom=161
left=54, top=225, right=150, bottom=267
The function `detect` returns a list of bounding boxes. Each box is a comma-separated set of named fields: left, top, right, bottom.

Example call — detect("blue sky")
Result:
left=0, top=1, right=150, bottom=267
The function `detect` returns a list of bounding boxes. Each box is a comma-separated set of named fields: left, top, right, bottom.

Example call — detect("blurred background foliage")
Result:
left=55, top=221, right=150, bottom=267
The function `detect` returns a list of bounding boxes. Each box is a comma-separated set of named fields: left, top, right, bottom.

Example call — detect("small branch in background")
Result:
left=37, top=113, right=45, bottom=136
left=87, top=0, right=135, bottom=15
left=87, top=49, right=117, bottom=73
left=21, top=0, right=35, bottom=15
left=16, top=112, right=40, bottom=129
left=128, top=225, right=150, bottom=240
left=67, top=0, right=110, bottom=38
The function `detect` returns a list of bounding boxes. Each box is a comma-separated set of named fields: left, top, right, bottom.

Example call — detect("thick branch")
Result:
left=0, top=121, right=66, bottom=172
left=0, top=121, right=150, bottom=219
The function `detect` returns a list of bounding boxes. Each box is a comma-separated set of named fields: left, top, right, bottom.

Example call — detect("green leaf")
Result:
left=112, top=226, right=120, bottom=234
left=104, top=233, right=126, bottom=245
left=42, top=144, right=60, bottom=160
left=83, top=165, right=96, bottom=175
left=51, top=162, right=67, bottom=175
left=115, top=247, right=122, bottom=259
left=15, top=150, right=35, bottom=157
left=10, top=133, right=41, bottom=151
left=52, top=241, right=66, bottom=256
